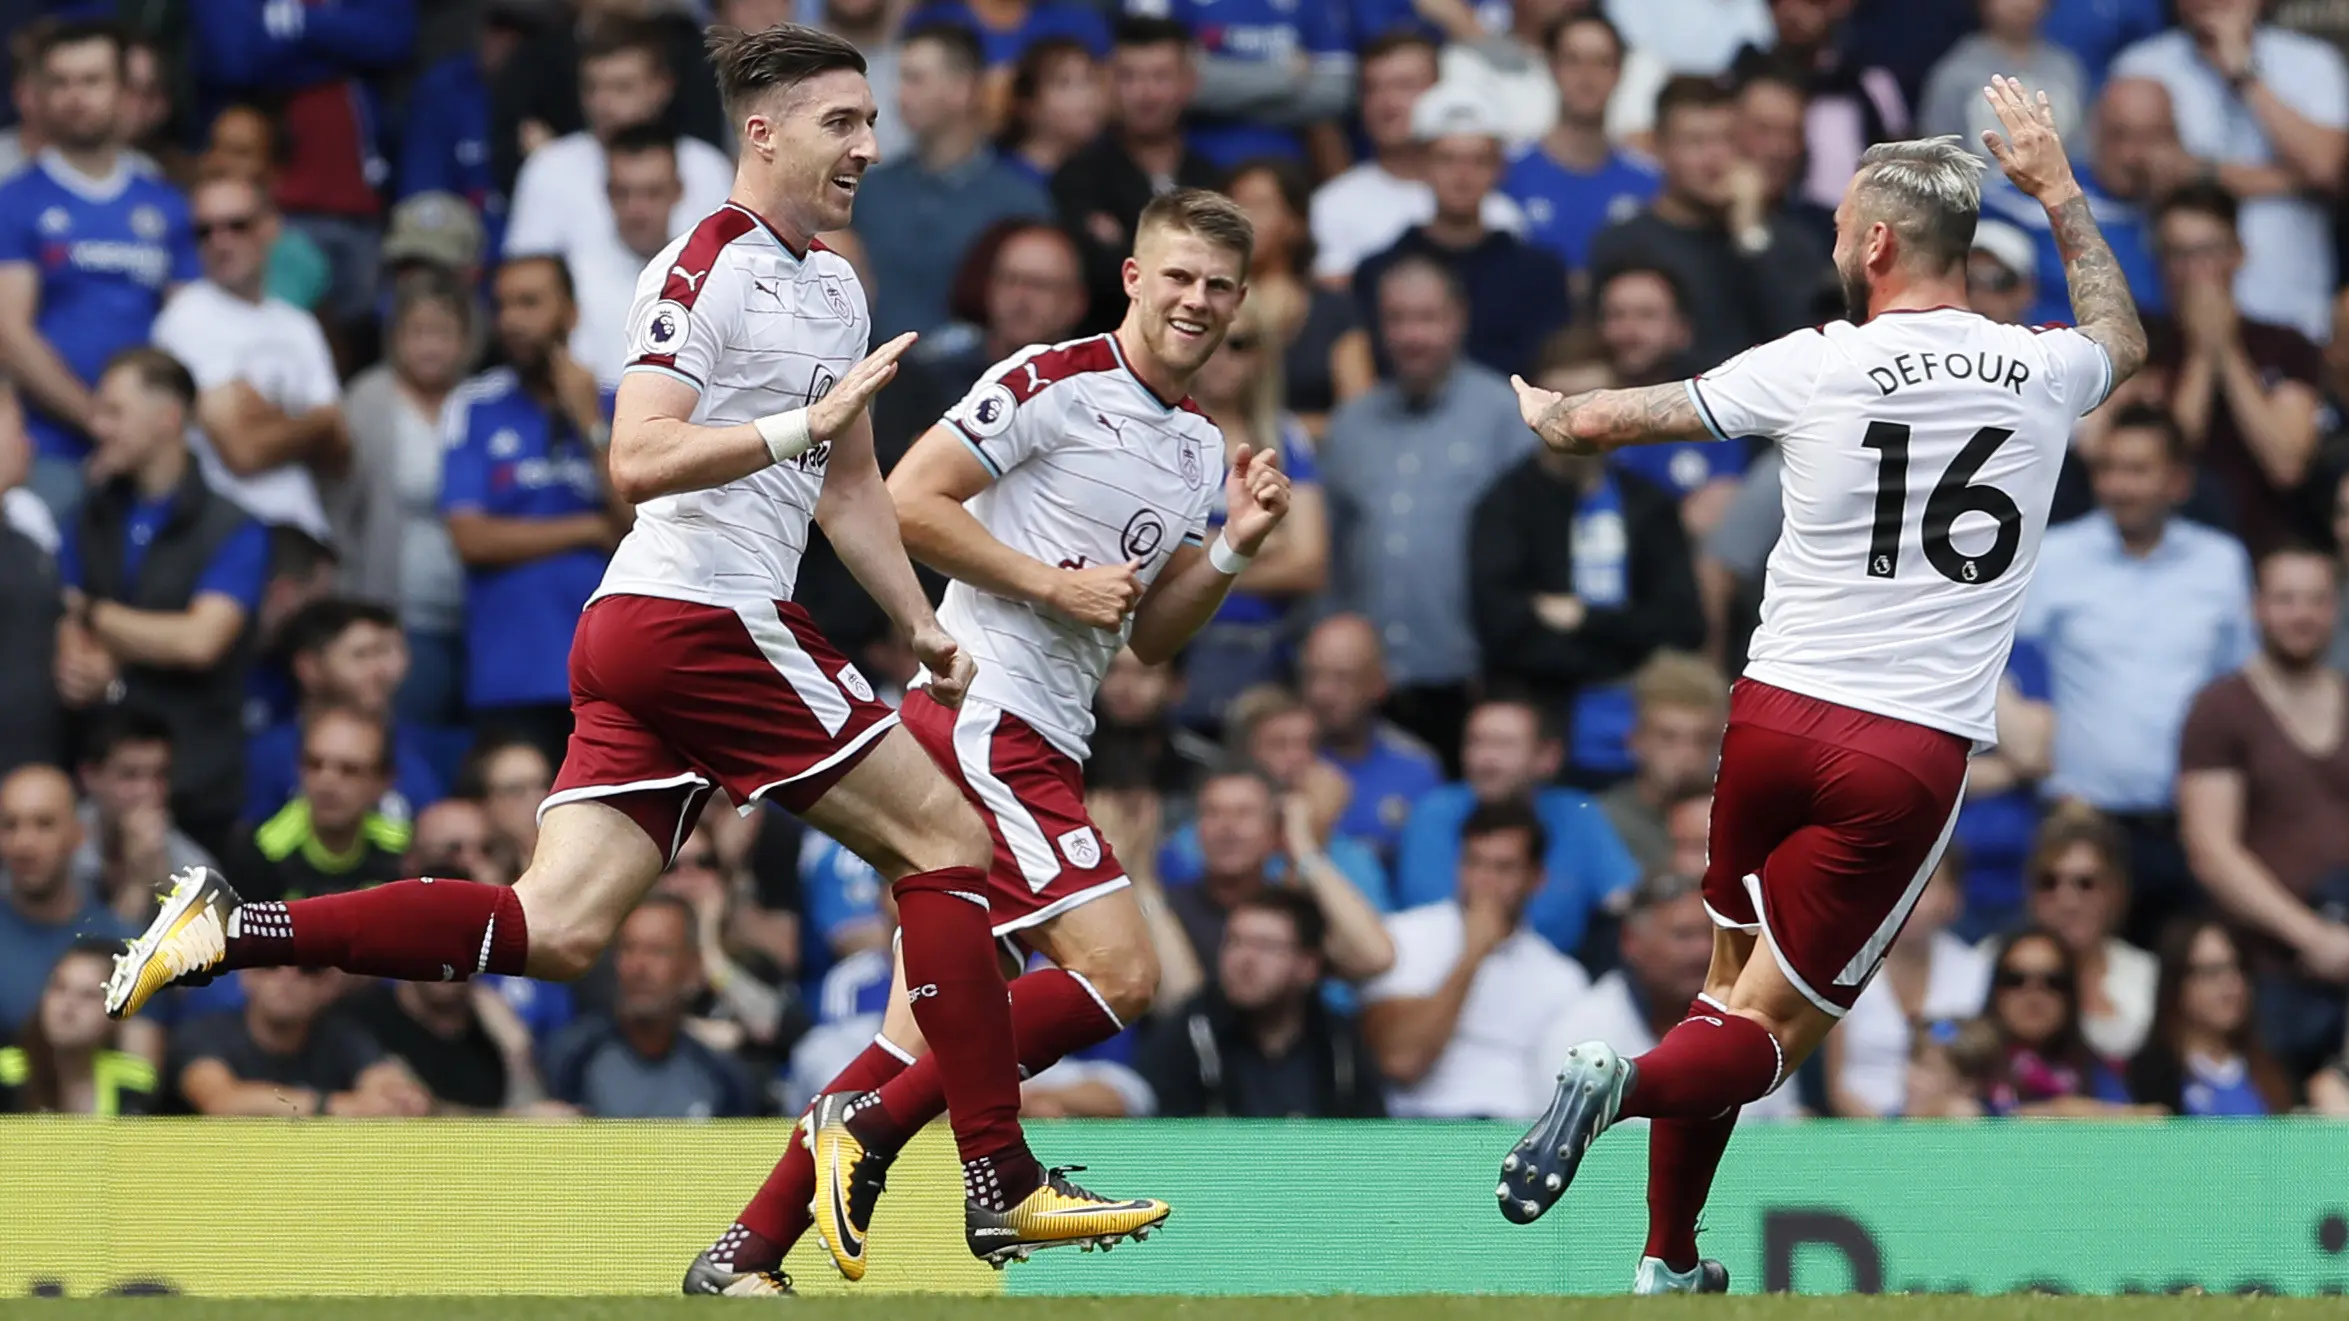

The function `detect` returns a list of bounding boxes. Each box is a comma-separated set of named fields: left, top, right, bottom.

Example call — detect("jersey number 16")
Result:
left=1860, top=421, right=2022, bottom=585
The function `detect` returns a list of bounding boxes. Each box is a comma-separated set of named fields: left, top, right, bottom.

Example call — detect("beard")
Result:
left=2265, top=633, right=2328, bottom=673
left=1840, top=261, right=1873, bottom=323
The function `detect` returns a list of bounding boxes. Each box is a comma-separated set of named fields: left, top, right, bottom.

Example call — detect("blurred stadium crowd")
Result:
left=5, top=0, right=2349, bottom=1129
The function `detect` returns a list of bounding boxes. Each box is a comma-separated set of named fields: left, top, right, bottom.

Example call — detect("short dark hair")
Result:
left=628, top=891, right=699, bottom=937
left=35, top=18, right=125, bottom=75
left=302, top=703, right=393, bottom=775
left=1461, top=796, right=1548, bottom=864
left=455, top=734, right=551, bottom=800
left=1469, top=692, right=1561, bottom=746
left=580, top=18, right=671, bottom=73
left=1544, top=10, right=1623, bottom=62
left=1733, top=64, right=1806, bottom=103
left=497, top=251, right=577, bottom=304
left=1201, top=765, right=1280, bottom=809
left=2153, top=178, right=2240, bottom=238
left=281, top=597, right=399, bottom=663
left=606, top=120, right=680, bottom=163
left=1654, top=74, right=1733, bottom=134
left=1375, top=252, right=1465, bottom=310
left=1231, top=886, right=1329, bottom=958
left=2256, top=541, right=2339, bottom=589
left=706, top=22, right=866, bottom=123
left=901, top=22, right=985, bottom=79
left=1361, top=29, right=1440, bottom=70
left=2103, top=402, right=2190, bottom=464
left=1597, top=263, right=1691, bottom=318
left=101, top=346, right=196, bottom=412
left=1137, top=186, right=1255, bottom=272
left=1113, top=15, right=1192, bottom=51
left=79, top=708, right=174, bottom=767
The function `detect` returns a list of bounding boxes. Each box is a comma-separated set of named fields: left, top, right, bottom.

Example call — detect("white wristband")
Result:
left=755, top=408, right=815, bottom=465
left=1207, top=532, right=1254, bottom=576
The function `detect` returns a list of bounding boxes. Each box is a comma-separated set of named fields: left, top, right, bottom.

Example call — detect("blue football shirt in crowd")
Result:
left=1326, top=730, right=1443, bottom=860
left=798, top=832, right=886, bottom=990
left=1131, top=0, right=1353, bottom=164
left=1950, top=648, right=2052, bottom=939
left=1979, top=179, right=2163, bottom=328
left=399, top=52, right=506, bottom=258
left=0, top=151, right=197, bottom=459
left=437, top=368, right=610, bottom=711
left=1566, top=470, right=1637, bottom=776
left=903, top=0, right=1110, bottom=63
left=1391, top=784, right=1639, bottom=958
left=1500, top=146, right=1658, bottom=274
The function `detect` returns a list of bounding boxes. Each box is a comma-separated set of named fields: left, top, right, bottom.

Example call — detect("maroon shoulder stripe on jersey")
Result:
left=632, top=207, right=757, bottom=375
left=1002, top=335, right=1121, bottom=403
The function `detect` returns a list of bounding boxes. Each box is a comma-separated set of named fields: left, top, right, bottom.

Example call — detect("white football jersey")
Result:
left=1689, top=308, right=2114, bottom=746
left=595, top=203, right=870, bottom=607
left=925, top=333, right=1226, bottom=760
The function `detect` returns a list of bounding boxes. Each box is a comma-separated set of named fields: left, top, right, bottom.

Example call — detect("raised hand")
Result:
left=1051, top=558, right=1147, bottom=630
left=1980, top=74, right=2080, bottom=205
left=809, top=332, right=920, bottom=441
left=1221, top=442, right=1292, bottom=552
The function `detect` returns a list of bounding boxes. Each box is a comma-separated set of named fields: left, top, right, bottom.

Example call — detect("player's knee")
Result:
left=891, top=793, right=990, bottom=878
left=513, top=876, right=617, bottom=983
left=1064, top=940, right=1159, bottom=1025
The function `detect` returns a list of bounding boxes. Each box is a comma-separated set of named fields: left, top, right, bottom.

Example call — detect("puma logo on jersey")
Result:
left=670, top=265, right=708, bottom=293
left=1021, top=360, right=1044, bottom=393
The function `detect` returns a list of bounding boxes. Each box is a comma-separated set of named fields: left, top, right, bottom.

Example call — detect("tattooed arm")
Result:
left=1506, top=382, right=1710, bottom=455
left=1982, top=75, right=2147, bottom=386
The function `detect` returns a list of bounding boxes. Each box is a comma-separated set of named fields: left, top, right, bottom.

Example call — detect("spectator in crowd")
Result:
left=56, top=349, right=266, bottom=857
left=1360, top=798, right=1589, bottom=1118
left=407, top=795, right=509, bottom=890
left=1393, top=696, right=1640, bottom=959
left=1951, top=658, right=2057, bottom=941
left=231, top=705, right=413, bottom=902
left=1174, top=685, right=1390, bottom=907
left=171, top=964, right=431, bottom=1118
left=2126, top=917, right=2297, bottom=1115
left=189, top=0, right=415, bottom=331
left=1587, top=76, right=1828, bottom=371
left=463, top=735, right=553, bottom=877
left=380, top=190, right=490, bottom=317
left=652, top=820, right=806, bottom=1070
left=902, top=0, right=1112, bottom=80
left=999, top=37, right=1105, bottom=186
left=493, top=0, right=726, bottom=200
left=1297, top=615, right=1445, bottom=858
left=1089, top=647, right=1219, bottom=802
left=0, top=390, right=59, bottom=782
left=0, top=938, right=157, bottom=1115
left=1824, top=858, right=1990, bottom=1118
left=151, top=170, right=346, bottom=546
left=0, top=20, right=196, bottom=517
left=1900, top=1015, right=2003, bottom=1118
left=1661, top=787, right=1712, bottom=882
left=1322, top=260, right=1536, bottom=760
left=1132, top=0, right=1352, bottom=168
left=1162, top=769, right=1395, bottom=989
left=1966, top=218, right=2041, bottom=327
left=1310, top=33, right=1525, bottom=288
left=1595, top=652, right=1727, bottom=877
left=1921, top=0, right=2089, bottom=167
left=2180, top=546, right=2349, bottom=1081
left=1542, top=870, right=1801, bottom=1119
left=504, top=22, right=733, bottom=387
left=546, top=896, right=758, bottom=1119
left=1980, top=74, right=2174, bottom=334
left=1729, top=68, right=1836, bottom=252
left=1142, top=887, right=1386, bottom=1117
left=399, top=2, right=538, bottom=263
left=1501, top=10, right=1660, bottom=280
left=2020, top=406, right=2252, bottom=940
left=1052, top=16, right=1222, bottom=337
left=332, top=272, right=476, bottom=727
left=1174, top=296, right=1331, bottom=721
left=342, top=961, right=554, bottom=1115
left=71, top=711, right=215, bottom=923
left=1977, top=927, right=2142, bottom=1116
left=1422, top=0, right=1570, bottom=146
left=440, top=256, right=624, bottom=769
left=2112, top=0, right=2349, bottom=342
left=1578, top=272, right=1748, bottom=531
left=857, top=23, right=1054, bottom=340
left=1468, top=355, right=1702, bottom=777
left=191, top=107, right=338, bottom=317
left=1354, top=83, right=1569, bottom=379
left=1726, top=0, right=1909, bottom=211
left=1224, top=157, right=1372, bottom=439
left=2144, top=182, right=2327, bottom=555
left=246, top=599, right=447, bottom=823
left=1602, top=0, right=1773, bottom=77
left=874, top=220, right=1087, bottom=467
left=0, top=766, right=130, bottom=1037
left=2016, top=803, right=2161, bottom=1062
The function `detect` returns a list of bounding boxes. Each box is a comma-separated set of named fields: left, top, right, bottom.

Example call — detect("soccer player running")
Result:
left=692, top=187, right=1294, bottom=1288
left=105, top=25, right=1163, bottom=1294
left=1493, top=78, right=2145, bottom=1293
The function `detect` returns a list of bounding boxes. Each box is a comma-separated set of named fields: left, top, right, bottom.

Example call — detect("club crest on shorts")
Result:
left=1056, top=825, right=1101, bottom=869
left=835, top=662, right=874, bottom=702
left=636, top=299, right=691, bottom=355
left=964, top=383, right=1017, bottom=438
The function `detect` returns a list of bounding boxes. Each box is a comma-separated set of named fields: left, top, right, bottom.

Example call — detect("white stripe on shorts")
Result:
left=952, top=701, right=1062, bottom=894
left=734, top=602, right=853, bottom=737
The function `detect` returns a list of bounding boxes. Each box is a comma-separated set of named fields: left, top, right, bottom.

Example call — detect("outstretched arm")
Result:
left=1982, top=75, right=2148, bottom=386
left=1506, top=379, right=1709, bottom=456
